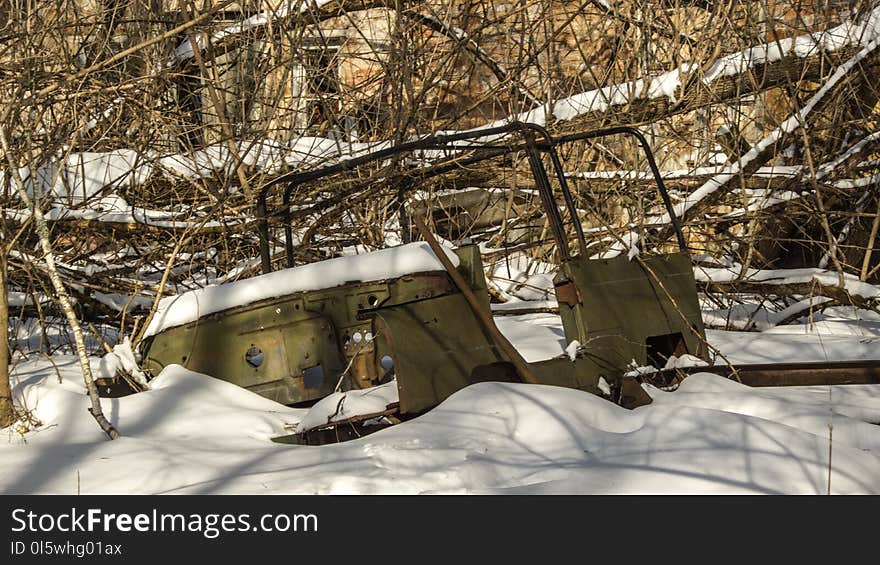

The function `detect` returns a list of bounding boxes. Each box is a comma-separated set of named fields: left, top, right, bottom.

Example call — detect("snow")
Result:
left=564, top=340, right=580, bottom=361
left=702, top=7, right=880, bottom=83
left=646, top=64, right=694, bottom=104
left=467, top=6, right=880, bottom=137
left=5, top=286, right=880, bottom=494
left=168, top=0, right=338, bottom=65
left=596, top=231, right=640, bottom=260
left=572, top=164, right=803, bottom=181
left=3, top=136, right=396, bottom=226
left=775, top=305, right=880, bottom=337
left=157, top=137, right=391, bottom=180
left=663, top=354, right=708, bottom=370
left=6, top=204, right=236, bottom=230
left=3, top=149, right=153, bottom=206
left=92, top=292, right=152, bottom=313
left=441, top=64, right=698, bottom=136
left=6, top=291, right=51, bottom=308
left=510, top=273, right=555, bottom=301
left=98, top=337, right=149, bottom=387
left=645, top=373, right=880, bottom=454
left=702, top=297, right=834, bottom=331
left=817, top=131, right=880, bottom=177
left=5, top=8, right=880, bottom=497
left=6, top=7, right=877, bottom=220
left=707, top=329, right=880, bottom=364
left=485, top=251, right=556, bottom=302
left=694, top=263, right=880, bottom=300
left=830, top=171, right=880, bottom=189
left=651, top=24, right=880, bottom=225
left=142, top=242, right=461, bottom=339
left=495, top=307, right=880, bottom=365
left=5, top=13, right=874, bottom=239
left=4, top=356, right=879, bottom=494
left=723, top=189, right=805, bottom=216
left=544, top=64, right=693, bottom=123
left=493, top=313, right=567, bottom=362
left=297, top=382, right=399, bottom=432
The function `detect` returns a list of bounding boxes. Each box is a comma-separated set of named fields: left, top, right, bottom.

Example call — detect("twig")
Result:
left=827, top=385, right=833, bottom=495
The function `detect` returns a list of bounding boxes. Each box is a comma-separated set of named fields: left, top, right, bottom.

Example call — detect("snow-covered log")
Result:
left=548, top=6, right=880, bottom=135
left=646, top=18, right=880, bottom=230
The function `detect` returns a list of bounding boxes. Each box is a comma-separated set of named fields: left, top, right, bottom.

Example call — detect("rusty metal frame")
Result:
left=256, top=122, right=687, bottom=274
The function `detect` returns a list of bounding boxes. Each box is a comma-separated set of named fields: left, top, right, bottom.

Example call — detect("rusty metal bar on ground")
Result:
left=411, top=214, right=541, bottom=385
left=641, top=359, right=880, bottom=388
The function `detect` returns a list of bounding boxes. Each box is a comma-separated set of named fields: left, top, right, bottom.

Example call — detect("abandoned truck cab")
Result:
left=140, top=122, right=707, bottom=426
left=139, top=241, right=491, bottom=405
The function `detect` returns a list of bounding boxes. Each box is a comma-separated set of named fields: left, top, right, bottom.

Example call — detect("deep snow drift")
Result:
left=3, top=342, right=879, bottom=494
left=4, top=272, right=880, bottom=494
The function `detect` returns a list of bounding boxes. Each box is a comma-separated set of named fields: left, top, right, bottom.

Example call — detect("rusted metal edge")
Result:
left=270, top=404, right=401, bottom=445
left=95, top=377, right=142, bottom=398
left=491, top=306, right=561, bottom=316
left=640, top=359, right=880, bottom=388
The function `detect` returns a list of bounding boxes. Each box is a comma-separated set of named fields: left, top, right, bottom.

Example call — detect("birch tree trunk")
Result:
left=0, top=126, right=119, bottom=439
left=0, top=250, right=13, bottom=428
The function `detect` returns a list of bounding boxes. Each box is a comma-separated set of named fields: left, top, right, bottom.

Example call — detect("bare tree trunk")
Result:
left=0, top=250, right=13, bottom=428
left=0, top=126, right=119, bottom=439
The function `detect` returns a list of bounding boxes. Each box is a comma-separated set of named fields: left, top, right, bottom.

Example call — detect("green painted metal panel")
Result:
left=141, top=296, right=344, bottom=404
left=141, top=273, right=460, bottom=404
left=555, top=252, right=706, bottom=369
left=373, top=292, right=507, bottom=414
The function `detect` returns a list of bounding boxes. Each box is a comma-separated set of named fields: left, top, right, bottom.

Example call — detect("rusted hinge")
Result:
left=554, top=280, right=581, bottom=306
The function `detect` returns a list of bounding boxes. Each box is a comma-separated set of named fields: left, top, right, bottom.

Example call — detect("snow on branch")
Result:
left=521, top=5, right=879, bottom=130
left=168, top=0, right=341, bottom=65
left=1, top=137, right=395, bottom=223
left=648, top=18, right=880, bottom=227
left=9, top=3, right=880, bottom=228
left=816, top=131, right=880, bottom=177
left=705, top=132, right=880, bottom=218
left=695, top=262, right=880, bottom=301
left=428, top=4, right=880, bottom=146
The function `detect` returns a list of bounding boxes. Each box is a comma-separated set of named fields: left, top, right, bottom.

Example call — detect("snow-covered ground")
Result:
left=494, top=307, right=880, bottom=365
left=3, top=306, right=879, bottom=494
